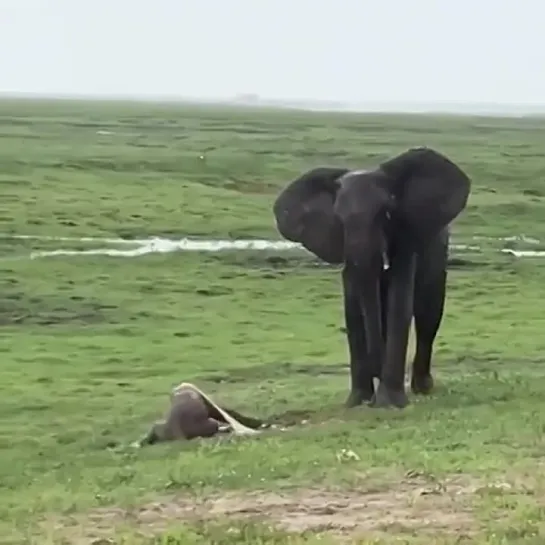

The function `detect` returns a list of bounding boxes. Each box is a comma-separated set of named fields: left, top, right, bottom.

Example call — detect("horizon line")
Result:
left=1, top=92, right=545, bottom=117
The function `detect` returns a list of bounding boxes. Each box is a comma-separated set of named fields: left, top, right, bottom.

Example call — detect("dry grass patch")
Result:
left=40, top=476, right=480, bottom=544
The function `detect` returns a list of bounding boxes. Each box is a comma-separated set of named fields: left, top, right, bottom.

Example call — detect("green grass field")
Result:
left=2, top=99, right=545, bottom=544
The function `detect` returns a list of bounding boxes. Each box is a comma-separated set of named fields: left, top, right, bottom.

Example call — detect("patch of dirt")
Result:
left=212, top=252, right=490, bottom=273
left=447, top=257, right=487, bottom=269
left=210, top=251, right=339, bottom=271
left=41, top=477, right=478, bottom=543
left=223, top=179, right=280, bottom=195
left=198, top=361, right=346, bottom=385
left=0, top=291, right=117, bottom=326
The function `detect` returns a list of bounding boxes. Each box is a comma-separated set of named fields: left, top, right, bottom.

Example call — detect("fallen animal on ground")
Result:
left=136, top=382, right=266, bottom=447
left=273, top=147, right=471, bottom=409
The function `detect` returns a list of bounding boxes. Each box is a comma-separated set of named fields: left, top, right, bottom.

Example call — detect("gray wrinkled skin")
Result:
left=138, top=386, right=266, bottom=447
left=273, top=147, right=471, bottom=409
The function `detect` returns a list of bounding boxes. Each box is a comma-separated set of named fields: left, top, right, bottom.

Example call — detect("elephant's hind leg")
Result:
left=410, top=266, right=446, bottom=395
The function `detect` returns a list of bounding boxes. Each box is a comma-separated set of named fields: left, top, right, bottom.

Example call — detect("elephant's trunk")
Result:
left=342, top=219, right=388, bottom=377
left=345, top=248, right=384, bottom=378
left=357, top=262, right=384, bottom=378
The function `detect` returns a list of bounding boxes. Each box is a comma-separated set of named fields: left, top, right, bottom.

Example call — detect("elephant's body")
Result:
left=273, top=147, right=470, bottom=409
left=139, top=387, right=221, bottom=445
left=138, top=385, right=265, bottom=446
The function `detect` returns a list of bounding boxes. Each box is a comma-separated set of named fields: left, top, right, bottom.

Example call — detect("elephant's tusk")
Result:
left=383, top=251, right=390, bottom=270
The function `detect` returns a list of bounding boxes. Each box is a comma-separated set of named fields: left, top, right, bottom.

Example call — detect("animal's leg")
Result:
left=138, top=421, right=167, bottom=447
left=199, top=419, right=222, bottom=438
left=182, top=418, right=219, bottom=440
left=379, top=267, right=390, bottom=344
left=343, top=266, right=375, bottom=407
left=371, top=244, right=415, bottom=409
left=410, top=268, right=446, bottom=395
left=372, top=266, right=390, bottom=393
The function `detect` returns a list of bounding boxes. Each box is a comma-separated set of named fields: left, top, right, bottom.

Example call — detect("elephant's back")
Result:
left=167, top=389, right=218, bottom=439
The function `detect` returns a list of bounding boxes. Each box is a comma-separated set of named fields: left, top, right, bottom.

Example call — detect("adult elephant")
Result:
left=273, top=147, right=471, bottom=409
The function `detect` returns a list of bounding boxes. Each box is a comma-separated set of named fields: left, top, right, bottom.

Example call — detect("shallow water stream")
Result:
left=0, top=234, right=543, bottom=260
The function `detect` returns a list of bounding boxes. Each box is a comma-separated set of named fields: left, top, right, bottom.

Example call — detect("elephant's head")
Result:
left=273, top=147, right=471, bottom=268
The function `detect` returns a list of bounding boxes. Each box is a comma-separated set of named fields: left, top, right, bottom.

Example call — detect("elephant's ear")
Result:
left=273, top=167, right=349, bottom=264
left=380, top=147, right=471, bottom=243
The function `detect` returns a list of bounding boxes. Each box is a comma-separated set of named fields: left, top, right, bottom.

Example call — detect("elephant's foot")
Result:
left=411, top=373, right=434, bottom=395
left=370, top=382, right=409, bottom=409
left=345, top=386, right=374, bottom=408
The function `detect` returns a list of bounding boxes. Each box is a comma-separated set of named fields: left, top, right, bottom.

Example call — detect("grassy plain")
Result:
left=2, top=99, right=545, bottom=544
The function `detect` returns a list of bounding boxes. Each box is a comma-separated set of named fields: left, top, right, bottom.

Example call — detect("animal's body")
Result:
left=273, top=147, right=471, bottom=409
left=139, top=385, right=265, bottom=446
left=140, top=387, right=220, bottom=445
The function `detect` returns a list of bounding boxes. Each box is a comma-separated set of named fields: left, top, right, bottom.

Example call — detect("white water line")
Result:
left=1, top=234, right=144, bottom=245
left=501, top=249, right=545, bottom=257
left=0, top=234, right=542, bottom=260
left=29, top=238, right=302, bottom=259
left=472, top=234, right=540, bottom=245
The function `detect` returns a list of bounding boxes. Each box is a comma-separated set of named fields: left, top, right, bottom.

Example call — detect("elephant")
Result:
left=137, top=383, right=265, bottom=446
left=273, top=147, right=471, bottom=409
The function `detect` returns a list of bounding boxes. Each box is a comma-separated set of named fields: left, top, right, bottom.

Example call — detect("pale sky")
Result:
left=1, top=0, right=543, bottom=105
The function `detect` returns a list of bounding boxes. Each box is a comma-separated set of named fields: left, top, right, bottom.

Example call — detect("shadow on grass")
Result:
left=209, top=252, right=515, bottom=273
left=0, top=289, right=119, bottom=327
left=197, top=361, right=347, bottom=384
left=112, top=520, right=336, bottom=544
left=195, top=355, right=544, bottom=386
left=185, top=356, right=545, bottom=432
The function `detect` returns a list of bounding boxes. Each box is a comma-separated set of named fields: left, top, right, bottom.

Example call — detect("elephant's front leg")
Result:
left=342, top=266, right=376, bottom=407
left=372, top=247, right=416, bottom=409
